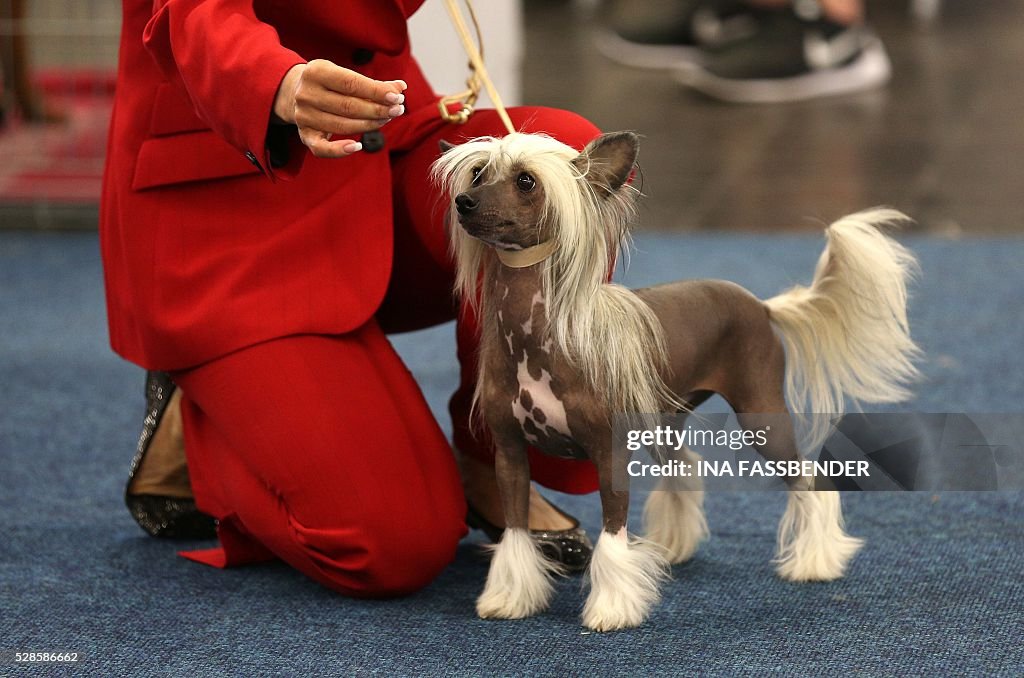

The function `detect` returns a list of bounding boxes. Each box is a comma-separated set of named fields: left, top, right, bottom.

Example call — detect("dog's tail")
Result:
left=765, top=208, right=922, bottom=448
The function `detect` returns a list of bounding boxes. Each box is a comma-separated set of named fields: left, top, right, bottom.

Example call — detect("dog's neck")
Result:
left=487, top=257, right=550, bottom=349
left=489, top=256, right=546, bottom=308
left=493, top=240, right=557, bottom=269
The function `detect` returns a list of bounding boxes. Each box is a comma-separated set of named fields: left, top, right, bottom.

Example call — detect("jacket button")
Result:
left=361, top=130, right=385, bottom=153
left=352, top=48, right=375, bottom=66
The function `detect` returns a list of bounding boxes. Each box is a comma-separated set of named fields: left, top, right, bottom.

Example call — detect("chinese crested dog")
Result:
left=433, top=131, right=920, bottom=632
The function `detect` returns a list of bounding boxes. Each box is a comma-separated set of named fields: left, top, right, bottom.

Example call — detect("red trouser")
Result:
left=175, top=108, right=600, bottom=596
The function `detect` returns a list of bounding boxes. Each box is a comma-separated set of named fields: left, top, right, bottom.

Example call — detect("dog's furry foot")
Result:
left=775, top=490, right=864, bottom=582
left=643, top=448, right=708, bottom=564
left=643, top=487, right=708, bottom=564
left=582, top=530, right=670, bottom=632
left=476, top=528, right=562, bottom=619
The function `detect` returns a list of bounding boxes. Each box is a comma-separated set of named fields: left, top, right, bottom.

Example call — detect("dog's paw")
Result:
left=581, top=531, right=668, bottom=632
left=476, top=528, right=558, bottom=620
left=775, top=491, right=864, bottom=582
left=775, top=530, right=864, bottom=582
left=476, top=585, right=549, bottom=620
left=581, top=588, right=653, bottom=632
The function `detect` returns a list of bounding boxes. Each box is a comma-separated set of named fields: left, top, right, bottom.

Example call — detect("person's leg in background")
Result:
left=380, top=106, right=602, bottom=533
left=598, top=0, right=889, bottom=104
left=595, top=0, right=764, bottom=69
left=172, top=327, right=467, bottom=596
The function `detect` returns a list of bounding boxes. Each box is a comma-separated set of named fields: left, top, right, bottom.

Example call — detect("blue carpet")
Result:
left=1, top=231, right=1022, bottom=676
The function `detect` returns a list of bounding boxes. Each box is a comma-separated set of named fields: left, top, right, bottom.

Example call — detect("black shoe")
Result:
left=125, top=371, right=216, bottom=539
left=466, top=502, right=593, bottom=574
left=674, top=3, right=891, bottom=103
left=596, top=0, right=767, bottom=69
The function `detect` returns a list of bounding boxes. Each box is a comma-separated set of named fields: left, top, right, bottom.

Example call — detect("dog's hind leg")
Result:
left=642, top=445, right=708, bottom=564
left=582, top=446, right=670, bottom=632
left=476, top=440, right=562, bottom=620
left=736, top=397, right=863, bottom=582
left=773, top=483, right=863, bottom=582
left=642, top=394, right=712, bottom=564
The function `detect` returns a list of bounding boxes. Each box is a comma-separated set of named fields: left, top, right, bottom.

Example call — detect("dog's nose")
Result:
left=455, top=193, right=479, bottom=215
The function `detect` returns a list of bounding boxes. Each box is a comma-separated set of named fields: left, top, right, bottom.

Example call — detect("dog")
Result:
left=433, top=131, right=920, bottom=632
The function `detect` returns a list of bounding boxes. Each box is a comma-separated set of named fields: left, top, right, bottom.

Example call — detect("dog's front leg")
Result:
left=582, top=446, right=670, bottom=632
left=476, top=439, right=562, bottom=620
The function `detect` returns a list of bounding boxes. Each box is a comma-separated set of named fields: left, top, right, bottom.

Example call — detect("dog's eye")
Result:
left=471, top=166, right=484, bottom=186
left=517, top=172, right=536, bottom=193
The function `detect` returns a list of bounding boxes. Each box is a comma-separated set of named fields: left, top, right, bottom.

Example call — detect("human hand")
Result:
left=273, top=59, right=407, bottom=158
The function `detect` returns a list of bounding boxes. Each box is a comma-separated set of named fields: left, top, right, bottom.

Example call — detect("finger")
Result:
left=298, top=128, right=364, bottom=159
left=305, top=59, right=406, bottom=105
left=298, top=87, right=402, bottom=122
left=295, top=108, right=391, bottom=137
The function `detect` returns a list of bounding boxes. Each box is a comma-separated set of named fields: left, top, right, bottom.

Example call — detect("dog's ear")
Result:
left=572, top=132, right=639, bottom=196
left=439, top=139, right=456, bottom=153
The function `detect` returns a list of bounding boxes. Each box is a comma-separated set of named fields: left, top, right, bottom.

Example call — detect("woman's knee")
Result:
left=362, top=518, right=465, bottom=596
left=291, top=505, right=466, bottom=597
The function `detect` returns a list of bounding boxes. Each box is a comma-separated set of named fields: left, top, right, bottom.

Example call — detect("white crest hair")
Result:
left=432, top=132, right=684, bottom=421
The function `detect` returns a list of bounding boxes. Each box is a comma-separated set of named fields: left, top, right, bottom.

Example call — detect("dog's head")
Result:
left=434, top=131, right=639, bottom=251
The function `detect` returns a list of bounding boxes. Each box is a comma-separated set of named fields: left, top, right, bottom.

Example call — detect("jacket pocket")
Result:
left=132, top=130, right=261, bottom=191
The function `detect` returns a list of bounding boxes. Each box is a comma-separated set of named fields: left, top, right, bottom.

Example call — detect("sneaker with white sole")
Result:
left=595, top=0, right=767, bottom=69
left=674, top=3, right=892, bottom=103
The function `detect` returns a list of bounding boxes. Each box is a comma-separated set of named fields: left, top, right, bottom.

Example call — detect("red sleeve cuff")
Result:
left=244, top=53, right=307, bottom=182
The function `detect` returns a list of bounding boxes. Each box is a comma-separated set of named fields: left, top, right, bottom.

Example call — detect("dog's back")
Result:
left=637, top=279, right=781, bottom=399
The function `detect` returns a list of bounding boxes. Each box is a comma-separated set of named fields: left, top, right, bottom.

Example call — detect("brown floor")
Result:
left=2, top=1, right=1020, bottom=234
left=523, top=0, right=1024, bottom=234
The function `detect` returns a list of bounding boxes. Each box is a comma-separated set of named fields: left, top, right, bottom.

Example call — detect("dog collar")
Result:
left=495, top=240, right=558, bottom=268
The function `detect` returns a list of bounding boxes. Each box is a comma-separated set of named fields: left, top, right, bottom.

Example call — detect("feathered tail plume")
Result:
left=766, top=208, right=922, bottom=449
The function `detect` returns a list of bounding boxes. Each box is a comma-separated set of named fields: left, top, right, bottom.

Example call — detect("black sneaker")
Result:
left=674, top=2, right=891, bottom=103
left=595, top=0, right=766, bottom=69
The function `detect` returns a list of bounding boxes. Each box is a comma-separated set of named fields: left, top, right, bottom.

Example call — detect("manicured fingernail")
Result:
left=394, top=80, right=408, bottom=91
left=378, top=118, right=392, bottom=126
left=385, top=91, right=405, bottom=105
left=343, top=141, right=363, bottom=153
left=387, top=104, right=405, bottom=117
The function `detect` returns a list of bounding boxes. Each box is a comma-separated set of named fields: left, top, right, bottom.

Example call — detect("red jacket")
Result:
left=101, top=0, right=449, bottom=369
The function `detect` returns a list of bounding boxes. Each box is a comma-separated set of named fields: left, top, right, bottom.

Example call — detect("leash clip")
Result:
left=438, top=74, right=480, bottom=125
